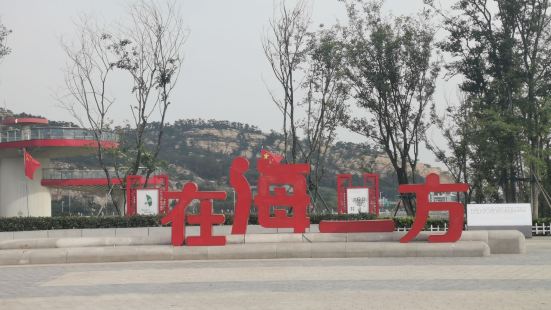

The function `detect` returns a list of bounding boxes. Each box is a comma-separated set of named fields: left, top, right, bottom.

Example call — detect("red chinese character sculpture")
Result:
left=399, top=174, right=469, bottom=243
left=161, top=182, right=227, bottom=246
left=231, top=150, right=311, bottom=234
left=186, top=199, right=226, bottom=246
left=230, top=157, right=253, bottom=234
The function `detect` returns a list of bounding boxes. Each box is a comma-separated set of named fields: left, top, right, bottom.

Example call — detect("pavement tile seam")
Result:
left=2, top=279, right=551, bottom=299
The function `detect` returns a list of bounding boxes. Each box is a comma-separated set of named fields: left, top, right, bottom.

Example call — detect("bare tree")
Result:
left=262, top=0, right=311, bottom=163
left=59, top=18, right=123, bottom=215
left=60, top=1, right=188, bottom=215
left=110, top=0, right=188, bottom=183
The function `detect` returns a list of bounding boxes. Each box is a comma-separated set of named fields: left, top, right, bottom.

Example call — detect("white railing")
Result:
left=395, top=223, right=454, bottom=232
left=0, top=127, right=118, bottom=143
left=395, top=223, right=551, bottom=236
left=533, top=223, right=551, bottom=236
left=42, top=168, right=164, bottom=180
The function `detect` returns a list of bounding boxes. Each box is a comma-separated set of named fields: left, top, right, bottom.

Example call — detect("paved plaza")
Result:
left=0, top=237, right=550, bottom=309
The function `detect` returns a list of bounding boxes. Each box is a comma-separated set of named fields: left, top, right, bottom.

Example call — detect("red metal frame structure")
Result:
left=336, top=173, right=379, bottom=216
left=1, top=117, right=50, bottom=126
left=42, top=178, right=124, bottom=187
left=0, top=139, right=118, bottom=150
left=336, top=174, right=353, bottom=214
left=363, top=173, right=379, bottom=215
left=126, top=174, right=169, bottom=215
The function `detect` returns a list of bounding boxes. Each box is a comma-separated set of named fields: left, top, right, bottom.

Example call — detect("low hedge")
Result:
left=533, top=217, right=551, bottom=225
left=0, top=214, right=378, bottom=232
left=0, top=215, right=163, bottom=232
left=0, top=214, right=549, bottom=232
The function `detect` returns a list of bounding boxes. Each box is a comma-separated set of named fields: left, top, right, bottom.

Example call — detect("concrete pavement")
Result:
left=0, top=237, right=549, bottom=310
left=0, top=229, right=525, bottom=266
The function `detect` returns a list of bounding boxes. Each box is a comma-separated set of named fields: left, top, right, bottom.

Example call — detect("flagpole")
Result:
left=25, top=180, right=30, bottom=217
left=23, top=148, right=30, bottom=216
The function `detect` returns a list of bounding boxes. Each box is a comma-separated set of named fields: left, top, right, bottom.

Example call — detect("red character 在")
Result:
left=161, top=182, right=227, bottom=246
left=231, top=150, right=311, bottom=234
left=399, top=173, right=469, bottom=243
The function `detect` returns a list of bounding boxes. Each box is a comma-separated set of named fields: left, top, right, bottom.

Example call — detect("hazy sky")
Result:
left=0, top=0, right=457, bottom=166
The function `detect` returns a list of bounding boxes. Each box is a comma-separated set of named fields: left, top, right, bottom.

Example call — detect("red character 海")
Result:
left=231, top=150, right=310, bottom=234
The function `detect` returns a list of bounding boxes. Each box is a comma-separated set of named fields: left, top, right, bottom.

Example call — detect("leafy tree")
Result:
left=342, top=0, right=440, bottom=215
left=432, top=0, right=551, bottom=218
left=427, top=92, right=473, bottom=203
left=263, top=1, right=349, bottom=212
left=0, top=19, right=11, bottom=60
left=300, top=26, right=349, bottom=212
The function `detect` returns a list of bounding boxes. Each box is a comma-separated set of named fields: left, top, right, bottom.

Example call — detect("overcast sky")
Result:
left=0, top=0, right=457, bottom=166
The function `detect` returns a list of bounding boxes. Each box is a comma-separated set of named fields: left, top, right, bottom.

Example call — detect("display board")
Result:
left=467, top=203, right=532, bottom=226
left=136, top=189, right=159, bottom=215
left=346, top=188, right=369, bottom=214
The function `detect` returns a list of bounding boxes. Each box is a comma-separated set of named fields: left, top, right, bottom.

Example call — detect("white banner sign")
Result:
left=136, top=189, right=159, bottom=215
left=347, top=188, right=369, bottom=214
left=467, top=203, right=532, bottom=226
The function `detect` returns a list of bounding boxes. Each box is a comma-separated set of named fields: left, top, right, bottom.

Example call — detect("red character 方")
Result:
left=399, top=173, right=469, bottom=243
left=161, top=182, right=227, bottom=246
left=231, top=150, right=310, bottom=234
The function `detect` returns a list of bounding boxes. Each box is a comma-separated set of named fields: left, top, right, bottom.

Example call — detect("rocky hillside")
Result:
left=136, top=119, right=451, bottom=198
left=1, top=108, right=452, bottom=195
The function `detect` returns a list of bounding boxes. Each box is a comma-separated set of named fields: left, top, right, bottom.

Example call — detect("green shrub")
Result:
left=0, top=214, right=376, bottom=231
left=0, top=214, right=546, bottom=232
left=533, top=217, right=551, bottom=225
left=0, top=215, right=162, bottom=232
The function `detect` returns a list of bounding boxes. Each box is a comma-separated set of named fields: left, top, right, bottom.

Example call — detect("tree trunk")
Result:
left=397, top=168, right=415, bottom=216
left=531, top=163, right=541, bottom=220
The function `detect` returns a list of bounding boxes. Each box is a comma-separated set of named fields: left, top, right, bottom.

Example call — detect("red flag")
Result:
left=260, top=149, right=283, bottom=164
left=24, top=149, right=41, bottom=180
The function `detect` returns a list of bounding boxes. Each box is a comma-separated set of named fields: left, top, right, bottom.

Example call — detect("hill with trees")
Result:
left=1, top=108, right=450, bottom=215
